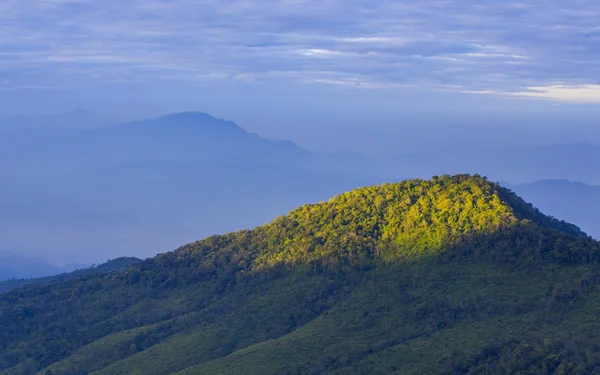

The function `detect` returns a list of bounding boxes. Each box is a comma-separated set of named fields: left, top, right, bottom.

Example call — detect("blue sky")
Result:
left=1, top=0, right=600, bottom=152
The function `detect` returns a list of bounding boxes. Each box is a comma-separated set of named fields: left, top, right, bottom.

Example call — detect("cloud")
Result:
left=508, top=85, right=600, bottom=103
left=0, top=0, right=599, bottom=102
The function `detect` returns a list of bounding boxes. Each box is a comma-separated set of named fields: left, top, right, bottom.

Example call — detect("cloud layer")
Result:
left=1, top=0, right=599, bottom=101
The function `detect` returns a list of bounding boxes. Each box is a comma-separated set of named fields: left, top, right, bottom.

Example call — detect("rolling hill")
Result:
left=1, top=175, right=600, bottom=375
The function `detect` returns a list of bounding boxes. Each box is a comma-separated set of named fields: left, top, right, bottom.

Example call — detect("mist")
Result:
left=2, top=0, right=600, bottom=277
left=0, top=105, right=599, bottom=272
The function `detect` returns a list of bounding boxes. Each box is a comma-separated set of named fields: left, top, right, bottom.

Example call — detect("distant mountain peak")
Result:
left=139, top=111, right=245, bottom=134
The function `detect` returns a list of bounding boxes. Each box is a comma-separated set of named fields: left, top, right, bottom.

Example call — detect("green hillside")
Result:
left=1, top=175, right=600, bottom=375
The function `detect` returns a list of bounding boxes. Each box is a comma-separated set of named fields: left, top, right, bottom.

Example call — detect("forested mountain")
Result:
left=2, top=175, right=600, bottom=375
left=0, top=257, right=142, bottom=294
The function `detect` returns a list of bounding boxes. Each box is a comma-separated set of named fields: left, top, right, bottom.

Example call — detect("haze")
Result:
left=0, top=0, right=599, bottom=275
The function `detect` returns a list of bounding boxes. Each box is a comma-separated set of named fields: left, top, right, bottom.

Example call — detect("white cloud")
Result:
left=296, top=49, right=345, bottom=57
left=508, top=85, right=600, bottom=103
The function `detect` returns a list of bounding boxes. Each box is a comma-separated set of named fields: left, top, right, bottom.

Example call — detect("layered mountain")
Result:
left=0, top=111, right=375, bottom=263
left=71, top=112, right=312, bottom=165
left=0, top=111, right=310, bottom=164
left=2, top=175, right=600, bottom=375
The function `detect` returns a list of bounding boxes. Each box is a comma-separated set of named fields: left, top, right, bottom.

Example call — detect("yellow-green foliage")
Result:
left=255, top=175, right=519, bottom=266
left=174, top=174, right=587, bottom=277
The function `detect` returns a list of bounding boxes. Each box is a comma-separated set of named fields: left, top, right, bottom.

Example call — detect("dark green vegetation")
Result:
left=0, top=257, right=142, bottom=294
left=2, top=175, right=600, bottom=375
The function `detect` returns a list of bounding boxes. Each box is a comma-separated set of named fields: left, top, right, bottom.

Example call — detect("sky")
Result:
left=1, top=0, right=600, bottom=267
left=1, top=0, right=600, bottom=152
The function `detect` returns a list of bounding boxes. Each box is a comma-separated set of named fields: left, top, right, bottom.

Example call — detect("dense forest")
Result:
left=1, top=175, right=600, bottom=375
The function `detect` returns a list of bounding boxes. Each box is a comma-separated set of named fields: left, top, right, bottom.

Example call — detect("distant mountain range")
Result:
left=0, top=111, right=375, bottom=170
left=0, top=111, right=378, bottom=264
left=0, top=109, right=598, bottom=266
left=78, top=112, right=312, bottom=165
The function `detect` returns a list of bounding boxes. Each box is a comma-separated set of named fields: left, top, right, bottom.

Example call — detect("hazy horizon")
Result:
left=2, top=0, right=600, bottom=157
left=2, top=106, right=600, bottom=157
left=2, top=0, right=600, bottom=275
left=0, top=108, right=599, bottom=268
